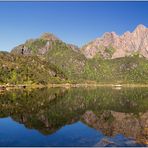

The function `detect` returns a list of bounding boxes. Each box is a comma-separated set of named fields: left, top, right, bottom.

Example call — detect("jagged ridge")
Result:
left=81, top=24, right=148, bottom=59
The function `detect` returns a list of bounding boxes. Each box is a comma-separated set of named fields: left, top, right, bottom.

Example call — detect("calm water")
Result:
left=0, top=87, right=147, bottom=147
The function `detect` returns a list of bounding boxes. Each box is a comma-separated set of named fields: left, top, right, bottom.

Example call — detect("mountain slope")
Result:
left=0, top=52, right=67, bottom=85
left=83, top=56, right=148, bottom=84
left=11, top=33, right=87, bottom=82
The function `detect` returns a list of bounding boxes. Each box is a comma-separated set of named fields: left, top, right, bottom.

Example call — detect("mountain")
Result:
left=10, top=24, right=148, bottom=60
left=11, top=32, right=79, bottom=56
left=81, top=24, right=148, bottom=59
left=11, top=33, right=87, bottom=82
left=0, top=24, right=148, bottom=85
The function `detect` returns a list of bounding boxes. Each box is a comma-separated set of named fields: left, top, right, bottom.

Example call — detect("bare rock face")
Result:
left=81, top=24, right=148, bottom=59
left=67, top=44, right=79, bottom=52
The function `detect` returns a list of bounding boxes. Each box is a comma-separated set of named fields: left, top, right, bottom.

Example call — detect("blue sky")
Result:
left=0, top=2, right=148, bottom=51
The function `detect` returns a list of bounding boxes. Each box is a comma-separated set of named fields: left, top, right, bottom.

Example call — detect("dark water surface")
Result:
left=0, top=87, right=147, bottom=146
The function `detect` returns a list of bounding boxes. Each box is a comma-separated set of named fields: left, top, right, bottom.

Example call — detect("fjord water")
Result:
left=0, top=87, right=147, bottom=146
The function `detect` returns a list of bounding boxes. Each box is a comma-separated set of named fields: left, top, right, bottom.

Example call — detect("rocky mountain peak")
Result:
left=11, top=32, right=80, bottom=56
left=40, top=32, right=60, bottom=41
left=103, top=32, right=118, bottom=38
left=134, top=24, right=146, bottom=32
left=81, top=24, right=148, bottom=59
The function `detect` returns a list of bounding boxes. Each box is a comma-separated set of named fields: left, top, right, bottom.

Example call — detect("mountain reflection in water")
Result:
left=0, top=87, right=147, bottom=146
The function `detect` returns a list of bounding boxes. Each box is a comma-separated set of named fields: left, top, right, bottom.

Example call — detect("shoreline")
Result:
left=0, top=83, right=148, bottom=91
left=48, top=83, right=148, bottom=88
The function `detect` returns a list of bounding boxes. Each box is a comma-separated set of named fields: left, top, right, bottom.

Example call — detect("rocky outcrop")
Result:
left=40, top=32, right=60, bottom=41
left=81, top=24, right=148, bottom=59
left=67, top=44, right=79, bottom=52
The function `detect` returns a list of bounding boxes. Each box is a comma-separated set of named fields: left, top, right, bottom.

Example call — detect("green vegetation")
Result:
left=83, top=56, right=148, bottom=84
left=1, top=52, right=148, bottom=85
left=1, top=37, right=148, bottom=85
left=104, top=45, right=116, bottom=57
left=0, top=52, right=67, bottom=85
left=26, top=39, right=47, bottom=53
left=46, top=40, right=87, bottom=82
